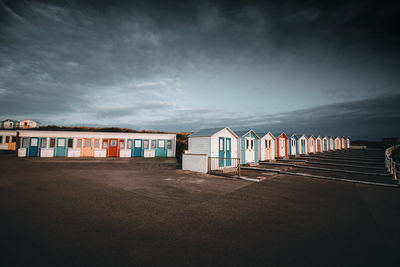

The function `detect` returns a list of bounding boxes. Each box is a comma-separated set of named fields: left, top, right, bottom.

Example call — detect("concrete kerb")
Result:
left=259, top=162, right=390, bottom=177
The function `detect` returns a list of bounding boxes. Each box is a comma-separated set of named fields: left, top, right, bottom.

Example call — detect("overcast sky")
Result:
left=0, top=0, right=399, bottom=140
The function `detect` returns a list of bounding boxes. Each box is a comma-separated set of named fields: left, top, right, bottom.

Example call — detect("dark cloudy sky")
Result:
left=0, top=0, right=399, bottom=140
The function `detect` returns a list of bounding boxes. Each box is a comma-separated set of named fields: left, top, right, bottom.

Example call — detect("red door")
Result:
left=108, top=139, right=119, bottom=157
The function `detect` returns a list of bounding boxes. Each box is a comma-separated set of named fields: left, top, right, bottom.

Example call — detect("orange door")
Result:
left=81, top=138, right=94, bottom=157
left=7, top=136, right=16, bottom=150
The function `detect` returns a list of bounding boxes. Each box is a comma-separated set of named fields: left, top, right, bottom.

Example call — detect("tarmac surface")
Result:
left=0, top=152, right=400, bottom=266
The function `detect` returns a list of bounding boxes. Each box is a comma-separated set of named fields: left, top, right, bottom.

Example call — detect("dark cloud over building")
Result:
left=0, top=0, right=399, bottom=139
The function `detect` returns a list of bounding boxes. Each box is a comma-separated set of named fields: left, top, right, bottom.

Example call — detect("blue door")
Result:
left=226, top=138, right=231, bottom=166
left=133, top=139, right=143, bottom=157
left=55, top=138, right=67, bottom=157
left=219, top=137, right=225, bottom=167
left=29, top=137, right=39, bottom=157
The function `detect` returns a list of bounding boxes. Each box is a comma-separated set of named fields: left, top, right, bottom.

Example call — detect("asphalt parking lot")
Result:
left=1, top=153, right=399, bottom=266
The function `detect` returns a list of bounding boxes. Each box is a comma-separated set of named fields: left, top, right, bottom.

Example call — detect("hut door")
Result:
left=245, top=137, right=255, bottom=163
left=279, top=138, right=285, bottom=157
left=56, top=138, right=67, bottom=157
left=291, top=139, right=296, bottom=155
left=156, top=140, right=166, bottom=157
left=265, top=139, right=271, bottom=160
left=82, top=139, right=94, bottom=157
left=109, top=139, right=118, bottom=157
left=134, top=139, right=143, bottom=157
left=127, top=139, right=134, bottom=157
left=218, top=137, right=225, bottom=167
left=226, top=138, right=232, bottom=166
left=29, top=137, right=39, bottom=157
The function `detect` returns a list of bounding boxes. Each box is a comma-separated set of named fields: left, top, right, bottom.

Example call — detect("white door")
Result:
left=245, top=137, right=255, bottom=163
left=279, top=138, right=285, bottom=157
left=291, top=140, right=296, bottom=155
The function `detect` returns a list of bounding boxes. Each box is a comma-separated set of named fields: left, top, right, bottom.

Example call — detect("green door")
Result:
left=155, top=140, right=167, bottom=157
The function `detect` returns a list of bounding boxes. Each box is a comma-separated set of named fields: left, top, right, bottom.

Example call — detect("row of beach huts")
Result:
left=0, top=130, right=176, bottom=158
left=182, top=127, right=350, bottom=173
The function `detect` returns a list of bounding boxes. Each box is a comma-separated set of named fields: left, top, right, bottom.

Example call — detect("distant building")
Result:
left=1, top=119, right=18, bottom=129
left=18, top=119, right=40, bottom=129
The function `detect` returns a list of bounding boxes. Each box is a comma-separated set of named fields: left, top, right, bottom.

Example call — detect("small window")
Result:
left=77, top=139, right=82, bottom=148
left=103, top=140, right=108, bottom=148
left=151, top=140, right=156, bottom=149
left=135, top=140, right=141, bottom=147
left=22, top=138, right=29, bottom=148
left=246, top=139, right=249, bottom=149
left=127, top=140, right=133, bottom=149
left=269, top=140, right=271, bottom=147
left=119, top=140, right=125, bottom=149
left=85, top=139, right=91, bottom=147
left=251, top=140, right=254, bottom=149
left=225, top=140, right=229, bottom=151
left=5, top=136, right=10, bottom=143
left=0, top=136, right=2, bottom=144
left=68, top=139, right=73, bottom=148
left=219, top=139, right=223, bottom=148
left=50, top=138, right=56, bottom=148
left=167, top=140, right=172, bottom=149
left=110, top=140, right=117, bottom=147
left=94, top=139, right=99, bottom=148
left=58, top=139, right=65, bottom=147
left=41, top=138, right=47, bottom=148
left=12, top=136, right=16, bottom=142
left=143, top=140, right=149, bottom=149
left=159, top=140, right=165, bottom=148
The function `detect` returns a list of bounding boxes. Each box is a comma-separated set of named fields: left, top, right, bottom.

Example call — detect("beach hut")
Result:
left=258, top=132, right=276, bottom=161
left=334, top=136, right=341, bottom=150
left=18, top=119, right=40, bottom=129
left=187, top=127, right=238, bottom=166
left=298, top=134, right=308, bottom=155
left=316, top=136, right=323, bottom=152
left=308, top=135, right=316, bottom=154
left=288, top=133, right=299, bottom=156
left=17, top=130, right=176, bottom=158
left=1, top=119, right=18, bottom=129
left=329, top=136, right=334, bottom=150
left=274, top=132, right=288, bottom=158
left=346, top=137, right=351, bottom=149
left=0, top=130, right=17, bottom=150
left=235, top=130, right=259, bottom=164
left=341, top=136, right=346, bottom=149
left=322, top=136, right=329, bottom=152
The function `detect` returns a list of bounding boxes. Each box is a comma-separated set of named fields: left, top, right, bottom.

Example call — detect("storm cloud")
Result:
left=0, top=0, right=399, bottom=139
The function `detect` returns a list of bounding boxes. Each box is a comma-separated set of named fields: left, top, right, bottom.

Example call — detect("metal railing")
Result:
left=384, top=145, right=400, bottom=184
left=208, top=157, right=241, bottom=176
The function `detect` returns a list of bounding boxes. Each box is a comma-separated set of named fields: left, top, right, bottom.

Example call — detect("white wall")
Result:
left=188, top=137, right=211, bottom=155
left=182, top=153, right=208, bottom=173
left=18, top=148, right=26, bottom=157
